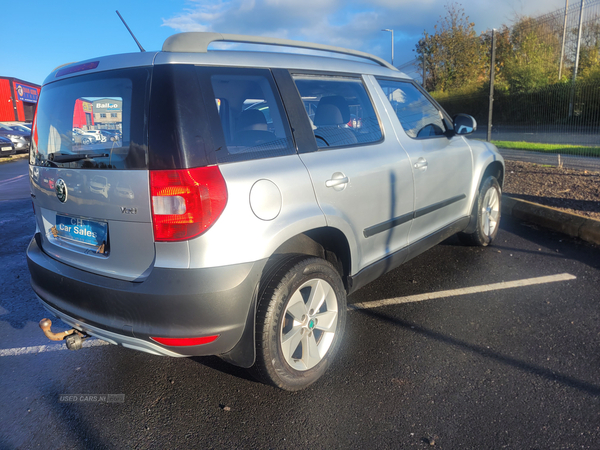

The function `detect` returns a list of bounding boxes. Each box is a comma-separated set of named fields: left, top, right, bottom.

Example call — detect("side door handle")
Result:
left=414, top=157, right=428, bottom=171
left=325, top=172, right=348, bottom=191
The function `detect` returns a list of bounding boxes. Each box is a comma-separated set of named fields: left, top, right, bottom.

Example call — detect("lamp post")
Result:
left=382, top=29, right=394, bottom=67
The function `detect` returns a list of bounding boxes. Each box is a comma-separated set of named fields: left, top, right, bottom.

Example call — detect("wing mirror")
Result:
left=452, top=114, right=477, bottom=135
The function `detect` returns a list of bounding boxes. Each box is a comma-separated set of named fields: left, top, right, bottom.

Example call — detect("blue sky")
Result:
left=4, top=0, right=566, bottom=86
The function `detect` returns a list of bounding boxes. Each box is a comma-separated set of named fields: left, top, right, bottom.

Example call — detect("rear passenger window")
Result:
left=376, top=78, right=447, bottom=139
left=292, top=75, right=382, bottom=148
left=204, top=68, right=296, bottom=163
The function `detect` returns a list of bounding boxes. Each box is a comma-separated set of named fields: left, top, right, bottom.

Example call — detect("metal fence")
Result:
left=398, top=0, right=600, bottom=162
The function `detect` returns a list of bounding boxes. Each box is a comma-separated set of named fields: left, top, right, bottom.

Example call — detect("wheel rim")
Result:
left=280, top=278, right=338, bottom=371
left=482, top=186, right=500, bottom=237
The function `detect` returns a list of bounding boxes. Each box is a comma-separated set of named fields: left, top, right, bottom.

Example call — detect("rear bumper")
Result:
left=0, top=144, right=16, bottom=156
left=27, top=233, right=266, bottom=358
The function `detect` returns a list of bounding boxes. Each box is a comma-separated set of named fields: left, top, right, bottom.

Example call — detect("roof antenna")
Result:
left=116, top=10, right=146, bottom=52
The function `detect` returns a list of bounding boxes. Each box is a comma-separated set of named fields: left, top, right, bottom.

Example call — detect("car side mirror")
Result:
left=452, top=114, right=477, bottom=135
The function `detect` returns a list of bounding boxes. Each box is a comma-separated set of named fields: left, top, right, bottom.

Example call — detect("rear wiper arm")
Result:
left=49, top=153, right=109, bottom=163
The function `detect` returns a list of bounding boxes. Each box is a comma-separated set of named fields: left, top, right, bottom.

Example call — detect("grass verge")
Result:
left=489, top=140, right=600, bottom=157
left=0, top=153, right=28, bottom=165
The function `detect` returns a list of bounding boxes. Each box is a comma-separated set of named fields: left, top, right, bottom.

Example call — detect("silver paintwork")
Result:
left=185, top=155, right=326, bottom=269
left=463, top=139, right=505, bottom=212
left=154, top=241, right=190, bottom=269
left=162, top=32, right=397, bottom=71
left=44, top=52, right=157, bottom=85
left=43, top=50, right=410, bottom=88
left=30, top=167, right=155, bottom=281
left=298, top=76, right=415, bottom=274
left=249, top=179, right=282, bottom=221
left=280, top=278, right=338, bottom=371
left=368, top=75, right=475, bottom=244
left=154, top=51, right=407, bottom=79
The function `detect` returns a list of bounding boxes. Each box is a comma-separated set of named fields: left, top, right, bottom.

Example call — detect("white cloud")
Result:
left=161, top=0, right=567, bottom=65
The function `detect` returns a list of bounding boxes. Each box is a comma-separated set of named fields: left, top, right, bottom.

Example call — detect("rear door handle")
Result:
left=325, top=172, right=348, bottom=191
left=414, top=157, right=428, bottom=170
left=325, top=177, right=348, bottom=187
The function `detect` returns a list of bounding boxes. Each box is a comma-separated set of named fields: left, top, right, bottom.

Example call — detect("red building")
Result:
left=73, top=98, right=95, bottom=128
left=0, top=77, right=40, bottom=122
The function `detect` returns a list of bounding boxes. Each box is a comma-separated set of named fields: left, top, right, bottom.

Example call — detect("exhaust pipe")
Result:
left=39, top=318, right=88, bottom=350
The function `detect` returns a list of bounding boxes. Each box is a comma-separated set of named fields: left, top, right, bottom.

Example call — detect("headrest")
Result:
left=314, top=96, right=350, bottom=126
left=237, top=109, right=268, bottom=132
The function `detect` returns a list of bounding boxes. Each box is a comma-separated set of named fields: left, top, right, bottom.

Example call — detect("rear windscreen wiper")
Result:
left=49, top=153, right=109, bottom=163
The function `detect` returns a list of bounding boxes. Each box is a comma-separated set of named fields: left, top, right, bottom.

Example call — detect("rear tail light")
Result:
left=151, top=335, right=220, bottom=346
left=150, top=166, right=227, bottom=242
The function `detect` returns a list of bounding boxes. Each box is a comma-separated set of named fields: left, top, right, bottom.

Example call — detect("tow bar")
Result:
left=39, top=318, right=89, bottom=351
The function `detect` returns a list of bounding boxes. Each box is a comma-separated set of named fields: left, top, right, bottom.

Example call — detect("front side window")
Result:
left=376, top=78, right=448, bottom=139
left=203, top=68, right=295, bottom=163
left=292, top=75, right=383, bottom=149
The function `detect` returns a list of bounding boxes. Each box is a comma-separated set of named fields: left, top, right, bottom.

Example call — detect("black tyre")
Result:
left=459, top=176, right=501, bottom=246
left=251, top=255, right=347, bottom=391
left=82, top=137, right=91, bottom=145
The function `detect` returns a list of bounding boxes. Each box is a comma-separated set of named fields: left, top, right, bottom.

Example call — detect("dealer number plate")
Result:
left=55, top=215, right=107, bottom=247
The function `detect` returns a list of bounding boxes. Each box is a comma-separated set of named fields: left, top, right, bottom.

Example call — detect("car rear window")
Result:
left=31, top=68, right=151, bottom=169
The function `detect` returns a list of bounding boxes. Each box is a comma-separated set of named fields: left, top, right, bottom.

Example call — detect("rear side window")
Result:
left=31, top=68, right=150, bottom=169
left=292, top=75, right=383, bottom=148
left=376, top=78, right=447, bottom=139
left=200, top=67, right=296, bottom=163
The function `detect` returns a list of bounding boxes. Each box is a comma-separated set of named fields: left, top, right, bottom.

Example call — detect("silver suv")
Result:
left=27, top=32, right=503, bottom=391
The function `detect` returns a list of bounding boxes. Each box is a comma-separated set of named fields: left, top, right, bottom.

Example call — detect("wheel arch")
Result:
left=482, top=160, right=504, bottom=189
left=464, top=160, right=505, bottom=234
left=219, top=227, right=352, bottom=369
left=272, top=227, right=352, bottom=292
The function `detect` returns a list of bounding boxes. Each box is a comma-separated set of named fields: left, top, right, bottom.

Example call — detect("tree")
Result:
left=500, top=16, right=561, bottom=92
left=414, top=3, right=486, bottom=92
left=577, top=15, right=600, bottom=80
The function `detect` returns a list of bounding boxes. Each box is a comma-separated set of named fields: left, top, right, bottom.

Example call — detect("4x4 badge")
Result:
left=55, top=179, right=68, bottom=203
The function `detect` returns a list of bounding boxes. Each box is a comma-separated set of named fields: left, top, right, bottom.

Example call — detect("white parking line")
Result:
left=0, top=174, right=27, bottom=185
left=0, top=338, right=109, bottom=357
left=0, top=273, right=577, bottom=356
left=348, top=273, right=577, bottom=311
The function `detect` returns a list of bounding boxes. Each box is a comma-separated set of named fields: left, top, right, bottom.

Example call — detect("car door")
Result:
left=375, top=78, right=473, bottom=245
left=280, top=71, right=415, bottom=276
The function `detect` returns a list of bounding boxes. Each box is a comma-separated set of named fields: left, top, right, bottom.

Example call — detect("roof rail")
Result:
left=162, top=32, right=397, bottom=71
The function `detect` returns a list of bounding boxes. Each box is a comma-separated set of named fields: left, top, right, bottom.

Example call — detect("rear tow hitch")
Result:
left=39, top=318, right=90, bottom=351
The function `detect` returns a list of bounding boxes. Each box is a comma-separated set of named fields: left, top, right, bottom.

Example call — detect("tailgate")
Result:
left=31, top=167, right=154, bottom=281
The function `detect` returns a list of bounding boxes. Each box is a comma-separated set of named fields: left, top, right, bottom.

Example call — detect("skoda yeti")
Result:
left=27, top=32, right=504, bottom=391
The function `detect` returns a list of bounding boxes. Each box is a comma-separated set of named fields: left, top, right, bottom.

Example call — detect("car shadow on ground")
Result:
left=353, top=307, right=600, bottom=397
left=190, top=355, right=259, bottom=384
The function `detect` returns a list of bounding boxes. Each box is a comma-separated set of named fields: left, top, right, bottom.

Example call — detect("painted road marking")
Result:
left=0, top=273, right=577, bottom=356
left=0, top=174, right=27, bottom=185
left=348, top=273, right=577, bottom=311
left=0, top=338, right=109, bottom=357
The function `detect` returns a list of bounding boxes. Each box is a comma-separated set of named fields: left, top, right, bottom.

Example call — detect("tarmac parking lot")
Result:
left=1, top=158, right=599, bottom=449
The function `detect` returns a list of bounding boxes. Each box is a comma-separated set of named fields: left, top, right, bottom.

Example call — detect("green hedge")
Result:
left=433, top=79, right=600, bottom=127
